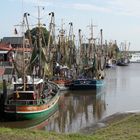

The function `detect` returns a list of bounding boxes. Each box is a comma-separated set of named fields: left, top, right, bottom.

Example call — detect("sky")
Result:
left=1, top=0, right=140, bottom=51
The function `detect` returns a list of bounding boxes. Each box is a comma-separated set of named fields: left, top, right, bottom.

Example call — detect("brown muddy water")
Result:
left=0, top=63, right=140, bottom=133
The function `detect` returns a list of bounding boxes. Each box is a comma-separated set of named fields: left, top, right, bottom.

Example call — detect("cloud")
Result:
left=59, top=0, right=140, bottom=18
left=70, top=0, right=140, bottom=17
left=72, top=3, right=112, bottom=13
left=8, top=0, right=53, bottom=6
left=8, top=0, right=140, bottom=18
left=108, top=0, right=140, bottom=17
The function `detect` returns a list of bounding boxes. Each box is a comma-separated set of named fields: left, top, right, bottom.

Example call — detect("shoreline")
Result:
left=79, top=112, right=138, bottom=134
left=0, top=112, right=140, bottom=139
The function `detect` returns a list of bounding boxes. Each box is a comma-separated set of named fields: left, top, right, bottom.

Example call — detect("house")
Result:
left=1, top=37, right=31, bottom=52
left=2, top=37, right=23, bottom=48
left=0, top=43, right=12, bottom=62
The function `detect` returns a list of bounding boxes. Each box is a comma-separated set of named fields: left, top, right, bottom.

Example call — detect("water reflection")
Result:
left=44, top=88, right=106, bottom=133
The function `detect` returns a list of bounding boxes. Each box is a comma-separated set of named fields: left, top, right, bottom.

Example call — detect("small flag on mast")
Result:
left=14, top=28, right=18, bottom=34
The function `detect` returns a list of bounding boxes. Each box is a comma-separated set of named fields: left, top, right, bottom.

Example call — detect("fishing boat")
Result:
left=70, top=28, right=105, bottom=90
left=47, top=16, right=73, bottom=90
left=117, top=58, right=129, bottom=66
left=69, top=66, right=104, bottom=90
left=4, top=10, right=60, bottom=120
left=105, top=58, right=116, bottom=68
left=69, top=78, right=104, bottom=90
left=50, top=63, right=72, bottom=90
left=4, top=76, right=59, bottom=120
left=117, top=42, right=130, bottom=66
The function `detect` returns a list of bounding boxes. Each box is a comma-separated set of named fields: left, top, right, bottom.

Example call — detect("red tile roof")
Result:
left=0, top=43, right=12, bottom=51
left=0, top=43, right=32, bottom=52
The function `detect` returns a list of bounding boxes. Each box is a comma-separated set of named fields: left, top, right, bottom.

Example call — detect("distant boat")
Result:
left=50, top=76, right=71, bottom=91
left=129, top=53, right=140, bottom=63
left=106, top=59, right=116, bottom=68
left=117, top=42, right=130, bottom=66
left=50, top=64, right=72, bottom=91
left=117, top=58, right=129, bottom=66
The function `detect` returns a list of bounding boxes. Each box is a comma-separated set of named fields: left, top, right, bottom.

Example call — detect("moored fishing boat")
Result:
left=47, top=17, right=73, bottom=90
left=69, top=65, right=105, bottom=90
left=117, top=58, right=129, bottom=66
left=50, top=64, right=72, bottom=90
left=4, top=76, right=59, bottom=120
left=3, top=10, right=60, bottom=120
left=117, top=42, right=130, bottom=66
left=69, top=78, right=104, bottom=90
left=70, top=28, right=105, bottom=90
left=106, top=58, right=116, bottom=68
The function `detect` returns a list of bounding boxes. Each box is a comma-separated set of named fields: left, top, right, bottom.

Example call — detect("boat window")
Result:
left=13, top=92, right=35, bottom=100
left=14, top=84, right=34, bottom=91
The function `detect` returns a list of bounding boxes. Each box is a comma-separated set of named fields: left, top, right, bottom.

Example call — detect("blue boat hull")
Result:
left=117, top=62, right=129, bottom=66
left=69, top=79, right=104, bottom=90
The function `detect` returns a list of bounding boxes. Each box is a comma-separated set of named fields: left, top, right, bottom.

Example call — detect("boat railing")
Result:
left=7, top=99, right=39, bottom=105
left=48, top=80, right=59, bottom=91
left=6, top=96, right=57, bottom=105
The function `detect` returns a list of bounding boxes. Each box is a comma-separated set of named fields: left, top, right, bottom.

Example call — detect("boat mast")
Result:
left=100, top=29, right=103, bottom=51
left=21, top=15, right=27, bottom=90
left=78, top=29, right=83, bottom=59
left=47, top=12, right=56, bottom=77
left=68, top=22, right=75, bottom=68
left=24, top=12, right=32, bottom=46
left=37, top=6, right=43, bottom=77
left=59, top=19, right=66, bottom=65
left=47, top=12, right=56, bottom=62
left=88, top=22, right=97, bottom=65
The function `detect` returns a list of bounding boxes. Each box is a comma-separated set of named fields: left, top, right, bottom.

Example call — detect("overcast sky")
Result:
left=1, top=0, right=140, bottom=50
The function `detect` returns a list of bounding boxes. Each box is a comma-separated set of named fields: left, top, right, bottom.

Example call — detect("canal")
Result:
left=0, top=63, right=140, bottom=133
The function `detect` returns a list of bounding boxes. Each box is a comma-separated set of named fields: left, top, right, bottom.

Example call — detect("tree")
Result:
left=25, top=27, right=49, bottom=47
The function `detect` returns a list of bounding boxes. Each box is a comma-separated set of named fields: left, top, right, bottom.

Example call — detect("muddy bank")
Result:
left=79, top=112, right=136, bottom=134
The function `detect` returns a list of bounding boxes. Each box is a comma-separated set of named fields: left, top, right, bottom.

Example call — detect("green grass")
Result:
left=1, top=113, right=140, bottom=140
left=93, top=114, right=140, bottom=140
left=0, top=82, right=3, bottom=90
left=0, top=127, right=94, bottom=140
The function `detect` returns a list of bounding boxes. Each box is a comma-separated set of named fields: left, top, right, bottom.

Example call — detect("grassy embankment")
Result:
left=0, top=82, right=2, bottom=90
left=0, top=113, right=140, bottom=140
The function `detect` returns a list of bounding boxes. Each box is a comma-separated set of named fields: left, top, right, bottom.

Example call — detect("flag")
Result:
left=14, top=28, right=18, bottom=34
left=16, top=91, right=20, bottom=98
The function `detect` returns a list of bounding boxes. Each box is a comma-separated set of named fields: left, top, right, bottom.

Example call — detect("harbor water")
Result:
left=0, top=63, right=140, bottom=133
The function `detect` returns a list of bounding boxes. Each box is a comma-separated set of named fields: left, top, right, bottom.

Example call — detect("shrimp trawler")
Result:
left=47, top=16, right=72, bottom=90
left=69, top=27, right=105, bottom=90
left=4, top=10, right=60, bottom=120
left=117, top=42, right=130, bottom=66
left=4, top=75, right=59, bottom=120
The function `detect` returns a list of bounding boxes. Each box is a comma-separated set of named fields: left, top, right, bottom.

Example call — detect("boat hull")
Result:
left=4, top=95, right=59, bottom=120
left=69, top=79, right=104, bottom=90
left=117, top=62, right=129, bottom=66
left=52, top=80, right=71, bottom=91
